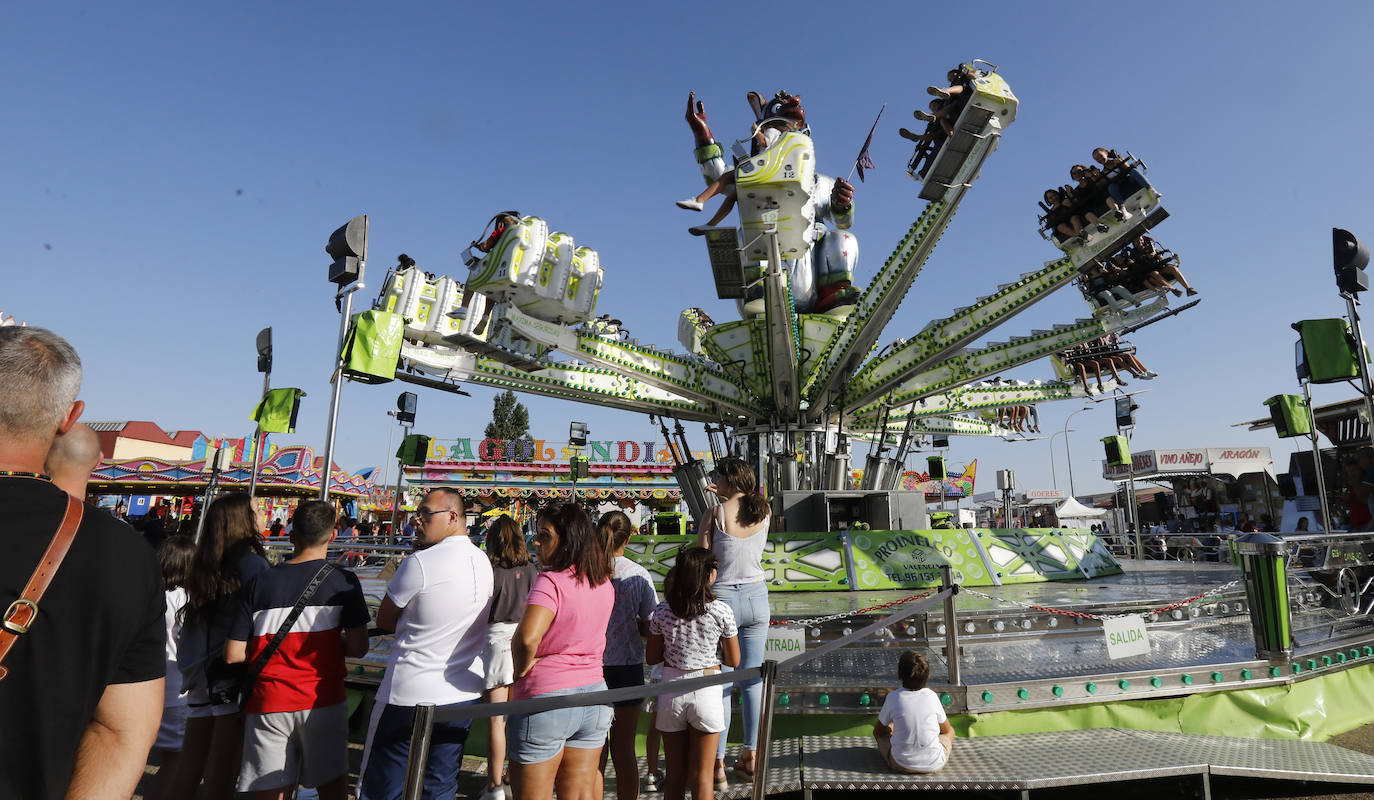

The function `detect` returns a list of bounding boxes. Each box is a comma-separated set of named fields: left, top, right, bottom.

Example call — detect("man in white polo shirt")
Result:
left=358, top=487, right=494, bottom=800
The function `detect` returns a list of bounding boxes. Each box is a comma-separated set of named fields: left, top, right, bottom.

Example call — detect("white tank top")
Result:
left=710, top=505, right=769, bottom=585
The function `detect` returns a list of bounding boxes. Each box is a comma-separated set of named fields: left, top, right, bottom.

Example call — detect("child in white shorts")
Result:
left=647, top=547, right=740, bottom=799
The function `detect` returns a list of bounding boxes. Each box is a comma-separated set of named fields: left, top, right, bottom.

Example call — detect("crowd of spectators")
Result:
left=2, top=326, right=949, bottom=799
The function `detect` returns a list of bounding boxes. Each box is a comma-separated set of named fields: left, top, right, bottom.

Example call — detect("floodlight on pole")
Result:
left=249, top=326, right=272, bottom=498
left=1333, top=228, right=1374, bottom=444
left=391, top=393, right=416, bottom=536
left=319, top=215, right=370, bottom=501
left=569, top=421, right=589, bottom=448
left=569, top=421, right=589, bottom=502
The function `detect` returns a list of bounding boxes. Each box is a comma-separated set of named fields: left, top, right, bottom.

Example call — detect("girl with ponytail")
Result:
left=694, top=456, right=770, bottom=786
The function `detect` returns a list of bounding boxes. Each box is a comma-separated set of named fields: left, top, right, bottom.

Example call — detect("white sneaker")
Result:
left=478, top=786, right=507, bottom=800
left=676, top=198, right=704, bottom=211
left=1115, top=208, right=1133, bottom=222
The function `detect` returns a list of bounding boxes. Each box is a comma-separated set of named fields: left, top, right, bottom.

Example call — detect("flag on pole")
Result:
left=854, top=104, right=886, bottom=182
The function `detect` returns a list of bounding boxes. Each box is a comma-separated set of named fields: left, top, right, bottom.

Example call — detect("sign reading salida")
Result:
left=1102, top=615, right=1151, bottom=660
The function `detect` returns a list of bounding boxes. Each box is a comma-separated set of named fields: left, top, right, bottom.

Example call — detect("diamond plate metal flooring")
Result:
left=800, top=730, right=1374, bottom=792
left=602, top=740, right=799, bottom=799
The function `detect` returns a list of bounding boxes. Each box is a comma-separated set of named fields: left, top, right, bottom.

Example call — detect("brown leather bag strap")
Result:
left=0, top=494, right=84, bottom=682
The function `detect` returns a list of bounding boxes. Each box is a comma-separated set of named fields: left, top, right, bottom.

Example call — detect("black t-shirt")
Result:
left=0, top=477, right=165, bottom=800
left=489, top=563, right=540, bottom=624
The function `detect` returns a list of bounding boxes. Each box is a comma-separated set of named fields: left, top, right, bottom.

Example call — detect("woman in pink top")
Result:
left=508, top=503, right=615, bottom=799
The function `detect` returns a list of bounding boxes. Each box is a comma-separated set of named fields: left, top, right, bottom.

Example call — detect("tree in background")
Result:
left=485, top=389, right=531, bottom=445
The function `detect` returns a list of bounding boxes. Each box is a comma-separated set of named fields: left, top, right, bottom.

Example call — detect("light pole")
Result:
left=569, top=421, right=589, bottom=504
left=392, top=393, right=418, bottom=537
left=319, top=215, right=369, bottom=501
left=248, top=327, right=272, bottom=498
left=1046, top=429, right=1076, bottom=492
left=1063, top=405, right=1093, bottom=498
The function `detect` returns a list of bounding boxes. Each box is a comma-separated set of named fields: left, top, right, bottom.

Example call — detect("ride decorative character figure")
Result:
left=683, top=90, right=860, bottom=317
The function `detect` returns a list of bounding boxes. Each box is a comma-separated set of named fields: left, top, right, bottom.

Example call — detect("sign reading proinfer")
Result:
left=848, top=529, right=990, bottom=589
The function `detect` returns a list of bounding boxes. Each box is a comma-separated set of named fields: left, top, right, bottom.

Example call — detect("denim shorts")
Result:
left=506, top=682, right=613, bottom=765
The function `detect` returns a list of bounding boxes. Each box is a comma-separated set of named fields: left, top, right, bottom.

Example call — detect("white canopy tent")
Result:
left=1056, top=497, right=1106, bottom=528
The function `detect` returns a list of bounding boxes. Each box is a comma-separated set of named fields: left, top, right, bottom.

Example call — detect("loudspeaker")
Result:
left=1102, top=435, right=1130, bottom=467
left=1292, top=319, right=1360, bottom=384
left=1264, top=394, right=1312, bottom=439
left=927, top=456, right=947, bottom=481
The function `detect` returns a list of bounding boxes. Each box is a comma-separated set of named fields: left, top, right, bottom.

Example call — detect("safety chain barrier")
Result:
left=961, top=579, right=1242, bottom=622
left=770, top=590, right=935, bottom=628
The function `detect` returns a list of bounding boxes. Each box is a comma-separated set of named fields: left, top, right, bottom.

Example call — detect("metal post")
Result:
left=390, top=457, right=406, bottom=535
left=382, top=411, right=398, bottom=493
left=1047, top=431, right=1061, bottom=491
left=320, top=270, right=365, bottom=501
left=1128, top=472, right=1142, bottom=560
left=1343, top=293, right=1374, bottom=445
left=751, top=659, right=779, bottom=800
left=391, top=420, right=411, bottom=535
left=401, top=703, right=436, bottom=800
left=940, top=565, right=961, bottom=685
left=248, top=372, right=270, bottom=498
left=194, top=453, right=222, bottom=544
left=1064, top=406, right=1091, bottom=499
left=1236, top=532, right=1292, bottom=659
left=1303, top=381, right=1333, bottom=532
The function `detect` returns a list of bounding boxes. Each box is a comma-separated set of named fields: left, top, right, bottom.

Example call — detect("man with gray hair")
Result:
left=0, top=326, right=166, bottom=800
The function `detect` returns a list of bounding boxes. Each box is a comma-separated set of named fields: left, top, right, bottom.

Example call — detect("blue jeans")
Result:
left=505, top=682, right=613, bottom=764
left=358, top=701, right=473, bottom=800
left=713, top=581, right=769, bottom=758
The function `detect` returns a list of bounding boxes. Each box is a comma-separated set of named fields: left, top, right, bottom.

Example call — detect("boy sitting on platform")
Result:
left=873, top=651, right=955, bottom=774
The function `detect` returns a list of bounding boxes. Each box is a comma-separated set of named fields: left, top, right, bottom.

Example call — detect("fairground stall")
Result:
left=400, top=433, right=685, bottom=527
left=88, top=444, right=377, bottom=523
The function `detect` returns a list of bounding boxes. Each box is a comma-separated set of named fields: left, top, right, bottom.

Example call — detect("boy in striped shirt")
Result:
left=227, top=501, right=370, bottom=800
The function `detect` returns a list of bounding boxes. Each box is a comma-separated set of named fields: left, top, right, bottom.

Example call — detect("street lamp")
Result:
left=1046, top=429, right=1076, bottom=491
left=1063, top=405, right=1094, bottom=498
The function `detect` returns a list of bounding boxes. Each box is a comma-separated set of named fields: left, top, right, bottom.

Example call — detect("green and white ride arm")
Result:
left=846, top=297, right=1167, bottom=418
left=401, top=344, right=729, bottom=422
left=850, top=380, right=1081, bottom=430
left=851, top=256, right=1079, bottom=402
left=851, top=413, right=1001, bottom=441
left=501, top=304, right=758, bottom=420
left=802, top=113, right=1008, bottom=417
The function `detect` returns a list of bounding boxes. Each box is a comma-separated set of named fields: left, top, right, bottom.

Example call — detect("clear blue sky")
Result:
left=5, top=1, right=1372, bottom=497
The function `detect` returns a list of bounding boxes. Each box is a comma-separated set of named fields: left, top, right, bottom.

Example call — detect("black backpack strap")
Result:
left=243, top=562, right=337, bottom=689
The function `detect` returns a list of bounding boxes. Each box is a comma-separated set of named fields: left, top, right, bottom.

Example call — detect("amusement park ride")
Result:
left=361, top=61, right=1194, bottom=524
left=327, top=67, right=1374, bottom=785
